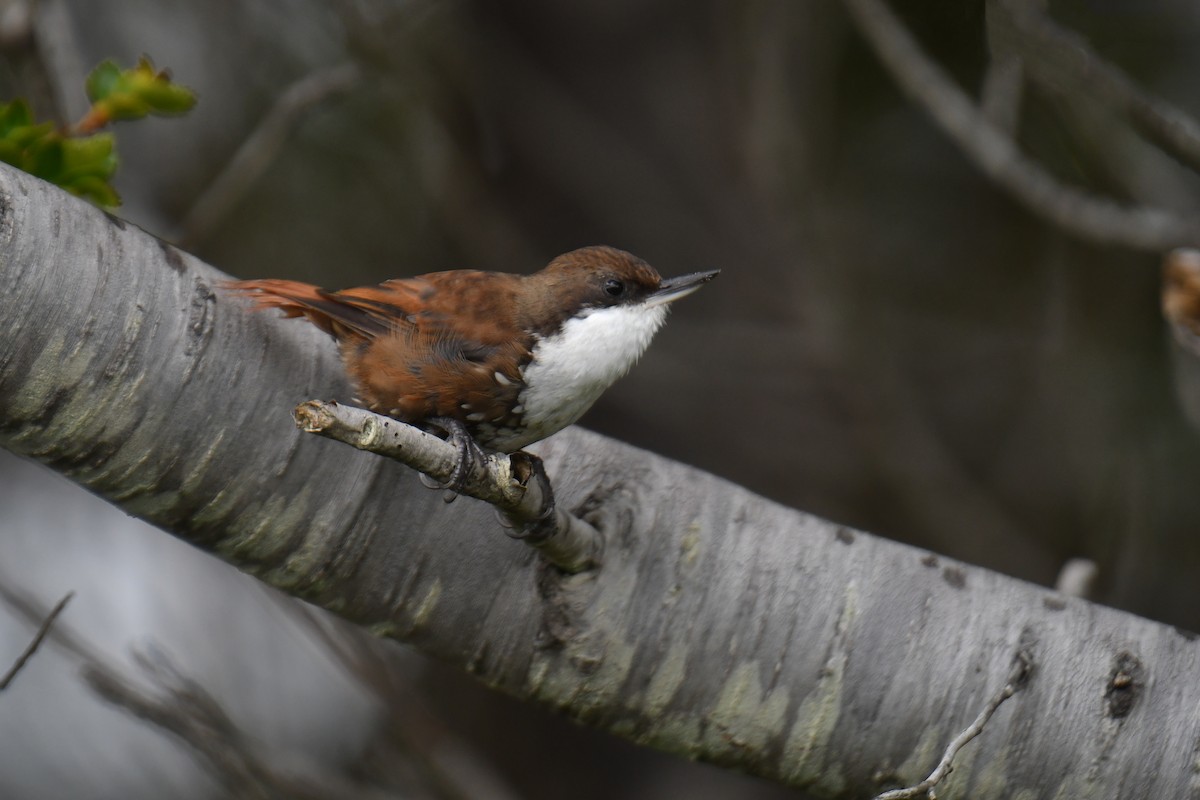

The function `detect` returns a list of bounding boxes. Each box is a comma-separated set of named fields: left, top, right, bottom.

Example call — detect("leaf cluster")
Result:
left=83, top=56, right=196, bottom=127
left=0, top=57, right=195, bottom=206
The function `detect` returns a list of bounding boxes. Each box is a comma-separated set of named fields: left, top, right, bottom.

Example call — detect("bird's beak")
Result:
left=647, top=269, right=720, bottom=307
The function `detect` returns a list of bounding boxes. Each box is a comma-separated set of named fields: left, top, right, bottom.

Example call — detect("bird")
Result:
left=223, top=245, right=718, bottom=492
left=1164, top=248, right=1200, bottom=339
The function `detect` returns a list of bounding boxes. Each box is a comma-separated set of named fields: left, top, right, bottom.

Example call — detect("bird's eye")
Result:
left=604, top=278, right=625, bottom=297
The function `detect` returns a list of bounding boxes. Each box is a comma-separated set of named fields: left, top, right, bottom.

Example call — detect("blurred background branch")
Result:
left=842, top=0, right=1200, bottom=250
left=176, top=62, right=361, bottom=248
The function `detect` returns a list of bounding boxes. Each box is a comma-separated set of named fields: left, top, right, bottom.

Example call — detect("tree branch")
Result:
left=2, top=163, right=1200, bottom=796
left=293, top=399, right=601, bottom=573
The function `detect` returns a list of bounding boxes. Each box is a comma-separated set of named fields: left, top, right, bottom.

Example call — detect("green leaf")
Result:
left=137, top=81, right=197, bottom=114
left=61, top=132, right=115, bottom=169
left=6, top=120, right=54, bottom=150
left=96, top=93, right=151, bottom=122
left=26, top=136, right=64, bottom=179
left=0, top=140, right=20, bottom=165
left=84, top=56, right=196, bottom=123
left=0, top=98, right=33, bottom=134
left=58, top=133, right=117, bottom=183
left=1, top=56, right=191, bottom=208
left=85, top=60, right=123, bottom=103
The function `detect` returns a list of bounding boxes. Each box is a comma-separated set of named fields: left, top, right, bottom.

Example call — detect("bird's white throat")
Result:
left=507, top=302, right=669, bottom=449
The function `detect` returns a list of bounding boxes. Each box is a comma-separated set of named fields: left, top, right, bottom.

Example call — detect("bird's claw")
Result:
left=428, top=417, right=486, bottom=502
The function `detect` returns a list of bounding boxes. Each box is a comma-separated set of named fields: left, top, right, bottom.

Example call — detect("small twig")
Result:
left=294, top=400, right=602, bottom=573
left=841, top=0, right=1200, bottom=251
left=175, top=62, right=361, bottom=248
left=0, top=589, right=73, bottom=690
left=874, top=650, right=1032, bottom=800
left=1054, top=558, right=1099, bottom=599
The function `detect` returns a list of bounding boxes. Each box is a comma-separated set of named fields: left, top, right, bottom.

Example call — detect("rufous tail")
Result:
left=222, top=279, right=377, bottom=340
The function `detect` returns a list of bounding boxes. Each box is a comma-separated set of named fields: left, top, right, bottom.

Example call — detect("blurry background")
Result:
left=2, top=0, right=1199, bottom=797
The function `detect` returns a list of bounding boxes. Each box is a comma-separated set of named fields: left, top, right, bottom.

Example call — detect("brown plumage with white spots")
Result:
left=224, top=245, right=718, bottom=488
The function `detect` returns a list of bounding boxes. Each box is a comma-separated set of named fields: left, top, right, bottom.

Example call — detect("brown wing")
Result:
left=225, top=272, right=529, bottom=429
left=346, top=272, right=529, bottom=424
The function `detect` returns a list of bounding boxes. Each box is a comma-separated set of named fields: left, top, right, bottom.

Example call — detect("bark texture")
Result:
left=1, top=164, right=1198, bottom=798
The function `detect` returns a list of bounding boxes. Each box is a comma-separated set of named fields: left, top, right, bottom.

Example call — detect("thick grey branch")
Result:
left=2, top=163, right=1199, bottom=796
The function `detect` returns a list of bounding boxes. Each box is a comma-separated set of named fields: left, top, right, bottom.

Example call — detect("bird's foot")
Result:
left=426, top=416, right=486, bottom=502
